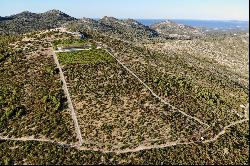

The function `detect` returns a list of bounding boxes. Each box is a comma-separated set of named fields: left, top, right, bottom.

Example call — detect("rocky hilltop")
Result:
left=0, top=10, right=205, bottom=41
left=99, top=16, right=158, bottom=38
left=0, top=10, right=76, bottom=34
left=67, top=16, right=160, bottom=43
left=151, top=20, right=204, bottom=39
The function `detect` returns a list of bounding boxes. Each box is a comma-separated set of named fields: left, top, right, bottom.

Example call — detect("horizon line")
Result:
left=1, top=10, right=248, bottom=22
left=89, top=17, right=249, bottom=22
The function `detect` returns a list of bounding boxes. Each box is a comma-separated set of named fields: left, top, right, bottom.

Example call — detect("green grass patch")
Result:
left=53, top=39, right=90, bottom=50
left=57, top=49, right=114, bottom=65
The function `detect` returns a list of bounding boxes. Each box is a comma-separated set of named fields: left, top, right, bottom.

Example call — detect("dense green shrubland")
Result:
left=0, top=34, right=77, bottom=143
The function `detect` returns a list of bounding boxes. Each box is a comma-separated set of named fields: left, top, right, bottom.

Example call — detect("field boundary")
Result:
left=0, top=118, right=248, bottom=154
left=105, top=49, right=210, bottom=128
left=51, top=48, right=83, bottom=147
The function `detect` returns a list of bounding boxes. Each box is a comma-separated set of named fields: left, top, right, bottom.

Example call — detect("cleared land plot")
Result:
left=0, top=35, right=77, bottom=144
left=57, top=48, right=208, bottom=151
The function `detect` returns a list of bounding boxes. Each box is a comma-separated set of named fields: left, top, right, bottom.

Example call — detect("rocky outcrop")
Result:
left=151, top=20, right=204, bottom=39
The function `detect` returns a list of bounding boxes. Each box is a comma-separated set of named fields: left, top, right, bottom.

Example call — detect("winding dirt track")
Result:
left=0, top=118, right=248, bottom=154
left=106, top=50, right=210, bottom=128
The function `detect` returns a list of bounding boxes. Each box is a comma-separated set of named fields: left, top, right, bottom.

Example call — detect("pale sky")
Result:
left=0, top=0, right=249, bottom=20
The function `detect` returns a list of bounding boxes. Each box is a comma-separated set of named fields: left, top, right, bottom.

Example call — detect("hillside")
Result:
left=67, top=16, right=161, bottom=43
left=0, top=10, right=206, bottom=42
left=99, top=16, right=159, bottom=39
left=151, top=20, right=204, bottom=39
left=0, top=10, right=76, bottom=34
left=68, top=17, right=206, bottom=42
left=0, top=10, right=249, bottom=165
left=0, top=24, right=248, bottom=165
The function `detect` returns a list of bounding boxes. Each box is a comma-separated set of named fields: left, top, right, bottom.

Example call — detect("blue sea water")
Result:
left=136, top=19, right=249, bottom=31
left=94, top=18, right=249, bottom=32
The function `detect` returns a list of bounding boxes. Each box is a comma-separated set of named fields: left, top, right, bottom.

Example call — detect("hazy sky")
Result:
left=1, top=0, right=249, bottom=20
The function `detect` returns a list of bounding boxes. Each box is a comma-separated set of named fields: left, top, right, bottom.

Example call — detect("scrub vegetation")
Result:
left=0, top=10, right=248, bottom=165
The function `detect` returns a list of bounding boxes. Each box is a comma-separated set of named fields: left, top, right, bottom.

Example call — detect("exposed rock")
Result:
left=0, top=10, right=205, bottom=42
left=151, top=20, right=204, bottom=39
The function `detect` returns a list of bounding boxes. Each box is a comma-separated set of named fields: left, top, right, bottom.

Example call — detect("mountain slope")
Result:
left=0, top=10, right=205, bottom=41
left=0, top=10, right=76, bottom=34
left=70, top=17, right=113, bottom=32
left=67, top=16, right=161, bottom=43
left=99, top=16, right=159, bottom=39
left=151, top=20, right=204, bottom=39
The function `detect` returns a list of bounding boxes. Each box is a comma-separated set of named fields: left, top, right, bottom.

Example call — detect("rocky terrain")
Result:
left=67, top=16, right=162, bottom=43
left=99, top=16, right=159, bottom=39
left=151, top=20, right=204, bottom=39
left=0, top=10, right=75, bottom=35
left=0, top=10, right=207, bottom=41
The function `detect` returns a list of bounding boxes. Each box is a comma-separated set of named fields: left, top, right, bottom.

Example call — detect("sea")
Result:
left=94, top=18, right=249, bottom=32
left=136, top=19, right=249, bottom=32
